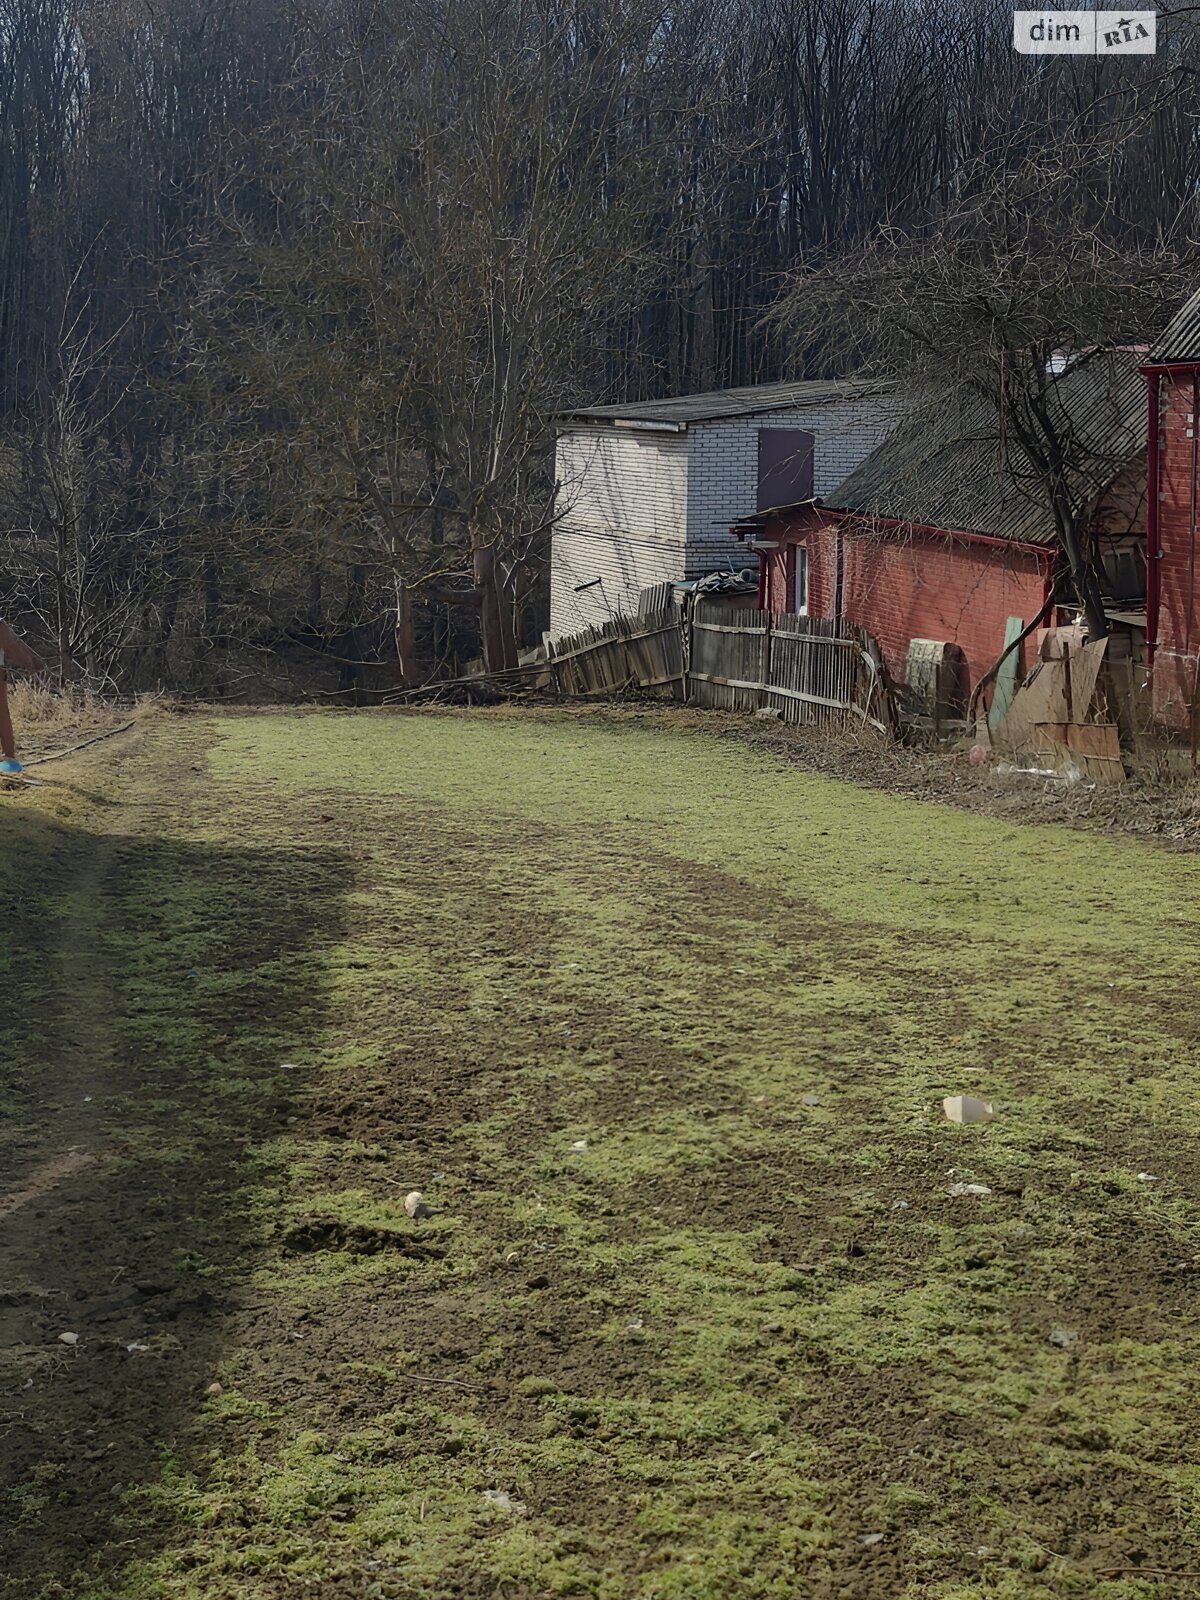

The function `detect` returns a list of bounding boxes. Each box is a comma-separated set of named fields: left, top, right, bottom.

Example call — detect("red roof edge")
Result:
left=735, top=501, right=1058, bottom=561
left=825, top=506, right=1058, bottom=560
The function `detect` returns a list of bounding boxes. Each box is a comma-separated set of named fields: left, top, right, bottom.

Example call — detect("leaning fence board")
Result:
left=550, top=623, right=680, bottom=663
left=546, top=608, right=685, bottom=700
left=637, top=581, right=676, bottom=617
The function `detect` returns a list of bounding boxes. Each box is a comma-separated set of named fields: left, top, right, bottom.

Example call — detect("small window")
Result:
left=786, top=544, right=808, bottom=615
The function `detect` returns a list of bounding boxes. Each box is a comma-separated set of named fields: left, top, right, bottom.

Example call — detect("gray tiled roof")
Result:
left=823, top=351, right=1146, bottom=547
left=1151, top=288, right=1200, bottom=362
left=559, top=378, right=888, bottom=428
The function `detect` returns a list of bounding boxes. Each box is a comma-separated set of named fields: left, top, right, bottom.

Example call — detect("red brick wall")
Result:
left=760, top=520, right=841, bottom=615
left=757, top=507, right=835, bottom=613
left=1154, top=371, right=1200, bottom=729
left=761, top=512, right=1048, bottom=691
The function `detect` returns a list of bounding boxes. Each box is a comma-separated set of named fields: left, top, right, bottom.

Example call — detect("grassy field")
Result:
left=2, top=707, right=1200, bottom=1600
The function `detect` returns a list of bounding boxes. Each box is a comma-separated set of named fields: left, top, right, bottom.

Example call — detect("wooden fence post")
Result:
left=682, top=598, right=692, bottom=705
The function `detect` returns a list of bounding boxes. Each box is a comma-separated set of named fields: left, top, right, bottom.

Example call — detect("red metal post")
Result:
left=1145, top=369, right=1161, bottom=663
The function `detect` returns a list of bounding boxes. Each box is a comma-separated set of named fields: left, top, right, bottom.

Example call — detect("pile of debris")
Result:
left=979, top=624, right=1141, bottom=784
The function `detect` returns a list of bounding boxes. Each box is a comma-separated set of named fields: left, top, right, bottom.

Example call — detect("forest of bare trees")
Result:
left=2, top=0, right=1200, bottom=694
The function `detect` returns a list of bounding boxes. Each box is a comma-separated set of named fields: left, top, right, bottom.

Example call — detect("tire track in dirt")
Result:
left=0, top=720, right=354, bottom=1599
left=0, top=1150, right=101, bottom=1224
left=0, top=731, right=199, bottom=1597
left=0, top=788, right=125, bottom=1211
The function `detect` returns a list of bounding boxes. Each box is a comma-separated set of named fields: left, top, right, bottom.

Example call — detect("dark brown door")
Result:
left=757, top=429, right=815, bottom=512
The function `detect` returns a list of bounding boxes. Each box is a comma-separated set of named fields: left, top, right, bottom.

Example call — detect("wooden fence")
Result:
left=765, top=612, right=893, bottom=734
left=637, top=581, right=677, bottom=617
left=546, top=601, right=895, bottom=733
left=689, top=605, right=772, bottom=712
left=545, top=608, right=685, bottom=698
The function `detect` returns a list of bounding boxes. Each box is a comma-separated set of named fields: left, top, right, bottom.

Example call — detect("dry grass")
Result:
left=7, top=679, right=106, bottom=735
left=4, top=679, right=171, bottom=768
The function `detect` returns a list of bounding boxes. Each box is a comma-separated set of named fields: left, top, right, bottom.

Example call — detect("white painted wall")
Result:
left=548, top=392, right=903, bottom=639
left=550, top=426, right=688, bottom=636
left=683, top=394, right=903, bottom=576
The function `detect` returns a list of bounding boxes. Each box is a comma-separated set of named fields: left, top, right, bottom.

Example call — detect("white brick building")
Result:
left=549, top=380, right=900, bottom=637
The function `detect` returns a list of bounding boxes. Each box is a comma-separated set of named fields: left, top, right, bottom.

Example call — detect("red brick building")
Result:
left=1143, top=291, right=1200, bottom=728
left=741, top=507, right=1054, bottom=695
left=733, top=353, right=1147, bottom=708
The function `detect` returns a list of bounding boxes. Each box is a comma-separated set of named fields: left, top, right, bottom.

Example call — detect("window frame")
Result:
left=786, top=542, right=808, bottom=616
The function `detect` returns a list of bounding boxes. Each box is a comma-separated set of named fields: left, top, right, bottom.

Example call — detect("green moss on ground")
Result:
left=5, top=709, right=1200, bottom=1599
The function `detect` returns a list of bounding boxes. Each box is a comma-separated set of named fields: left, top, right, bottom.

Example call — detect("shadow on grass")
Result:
left=0, top=804, right=351, bottom=1598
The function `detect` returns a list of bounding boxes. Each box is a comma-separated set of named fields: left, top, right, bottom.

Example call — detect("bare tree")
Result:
left=199, top=0, right=698, bottom=674
left=775, top=122, right=1198, bottom=636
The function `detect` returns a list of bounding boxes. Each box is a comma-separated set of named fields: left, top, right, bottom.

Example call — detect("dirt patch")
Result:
left=278, top=1216, right=447, bottom=1260
left=0, top=1149, right=101, bottom=1223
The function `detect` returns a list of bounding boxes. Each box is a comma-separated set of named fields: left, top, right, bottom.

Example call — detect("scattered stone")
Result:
left=891, top=1200, right=910, bottom=1212
left=206, top=1381, right=224, bottom=1396
left=569, top=1139, right=589, bottom=1154
left=760, top=1320, right=784, bottom=1335
left=1048, top=1328, right=1077, bottom=1349
left=404, top=1190, right=432, bottom=1220
left=57, top=1331, right=79, bottom=1347
left=858, top=1531, right=885, bottom=1547
left=754, top=706, right=782, bottom=721
left=947, top=1182, right=992, bottom=1198
left=801, top=1093, right=821, bottom=1108
left=943, top=1095, right=995, bottom=1125
left=125, top=1341, right=150, bottom=1354
left=482, top=1489, right=527, bottom=1515
left=1136, top=1171, right=1159, bottom=1183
